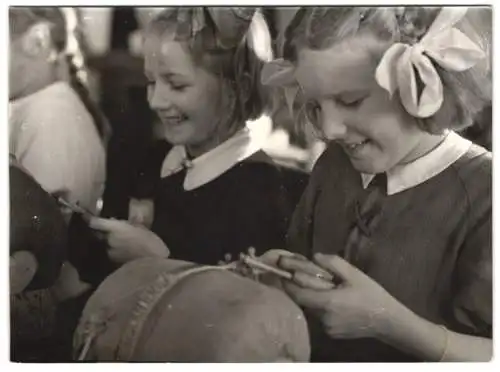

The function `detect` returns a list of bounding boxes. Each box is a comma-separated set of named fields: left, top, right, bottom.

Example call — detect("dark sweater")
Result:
left=151, top=155, right=309, bottom=265
left=288, top=143, right=492, bottom=362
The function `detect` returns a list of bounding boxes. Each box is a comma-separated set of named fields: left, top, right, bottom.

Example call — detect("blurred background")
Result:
left=64, top=7, right=492, bottom=218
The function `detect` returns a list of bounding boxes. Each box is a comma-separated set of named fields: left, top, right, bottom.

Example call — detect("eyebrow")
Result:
left=161, top=70, right=193, bottom=83
left=323, top=89, right=370, bottom=100
left=161, top=72, right=185, bottom=79
left=144, top=70, right=189, bottom=81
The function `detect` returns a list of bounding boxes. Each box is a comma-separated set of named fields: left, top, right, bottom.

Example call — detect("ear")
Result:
left=20, top=22, right=56, bottom=60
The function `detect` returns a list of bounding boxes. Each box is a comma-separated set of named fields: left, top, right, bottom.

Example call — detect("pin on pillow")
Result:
left=74, top=257, right=311, bottom=362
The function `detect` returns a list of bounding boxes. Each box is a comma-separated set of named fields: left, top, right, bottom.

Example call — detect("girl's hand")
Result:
left=89, top=217, right=170, bottom=264
left=279, top=253, right=405, bottom=339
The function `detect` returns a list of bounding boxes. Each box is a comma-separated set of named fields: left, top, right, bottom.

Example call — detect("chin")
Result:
left=164, top=136, right=190, bottom=146
left=349, top=158, right=388, bottom=174
left=162, top=126, right=195, bottom=146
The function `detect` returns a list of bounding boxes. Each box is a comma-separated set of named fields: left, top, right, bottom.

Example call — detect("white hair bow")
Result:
left=375, top=7, right=486, bottom=118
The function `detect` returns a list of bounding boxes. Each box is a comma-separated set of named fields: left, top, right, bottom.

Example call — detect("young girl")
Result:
left=262, top=6, right=492, bottom=362
left=90, top=8, right=308, bottom=266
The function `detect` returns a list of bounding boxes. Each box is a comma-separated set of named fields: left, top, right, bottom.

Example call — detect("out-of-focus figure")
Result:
left=9, top=7, right=107, bottom=215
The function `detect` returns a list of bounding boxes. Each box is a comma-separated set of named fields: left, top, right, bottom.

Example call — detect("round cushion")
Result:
left=75, top=257, right=310, bottom=362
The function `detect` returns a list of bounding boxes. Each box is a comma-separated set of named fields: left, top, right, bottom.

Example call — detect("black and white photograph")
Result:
left=5, top=2, right=494, bottom=364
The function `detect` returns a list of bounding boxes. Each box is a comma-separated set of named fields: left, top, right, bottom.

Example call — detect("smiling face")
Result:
left=295, top=36, right=437, bottom=174
left=144, top=33, right=232, bottom=156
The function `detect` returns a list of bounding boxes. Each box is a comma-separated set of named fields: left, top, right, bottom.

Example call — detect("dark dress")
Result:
left=288, top=142, right=492, bottom=362
left=151, top=152, right=309, bottom=265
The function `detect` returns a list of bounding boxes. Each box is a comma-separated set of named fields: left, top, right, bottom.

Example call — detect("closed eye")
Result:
left=336, top=92, right=370, bottom=109
left=170, top=83, right=188, bottom=92
left=159, top=74, right=189, bottom=92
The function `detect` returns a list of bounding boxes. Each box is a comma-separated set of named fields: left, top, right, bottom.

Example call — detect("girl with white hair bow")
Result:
left=262, top=6, right=492, bottom=362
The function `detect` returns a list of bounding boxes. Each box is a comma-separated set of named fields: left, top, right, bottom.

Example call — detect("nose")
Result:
left=320, top=102, right=347, bottom=140
left=148, top=81, right=173, bottom=112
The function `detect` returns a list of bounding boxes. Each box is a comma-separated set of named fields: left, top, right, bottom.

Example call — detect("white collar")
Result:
left=160, top=124, right=267, bottom=190
left=361, top=131, right=472, bottom=195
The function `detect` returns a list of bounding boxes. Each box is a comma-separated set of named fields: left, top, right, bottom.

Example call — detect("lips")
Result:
left=160, top=114, right=188, bottom=125
left=340, top=139, right=371, bottom=156
left=344, top=139, right=369, bottom=150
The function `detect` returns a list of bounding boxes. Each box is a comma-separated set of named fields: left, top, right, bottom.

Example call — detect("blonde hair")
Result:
left=283, top=6, right=492, bottom=133
left=146, top=8, right=273, bottom=125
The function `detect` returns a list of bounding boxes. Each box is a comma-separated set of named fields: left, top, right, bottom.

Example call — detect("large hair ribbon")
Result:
left=375, top=7, right=486, bottom=118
